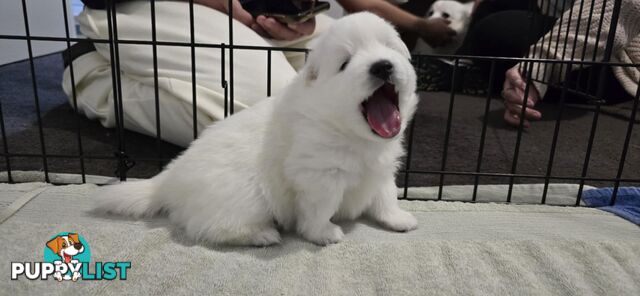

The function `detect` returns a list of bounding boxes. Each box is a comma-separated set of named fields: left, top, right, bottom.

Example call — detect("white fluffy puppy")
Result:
left=94, top=12, right=419, bottom=246
left=413, top=0, right=474, bottom=55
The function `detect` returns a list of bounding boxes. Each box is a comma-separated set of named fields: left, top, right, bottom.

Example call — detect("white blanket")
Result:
left=1, top=181, right=639, bottom=295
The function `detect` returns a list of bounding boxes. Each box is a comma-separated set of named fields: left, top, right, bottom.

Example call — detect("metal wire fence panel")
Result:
left=0, top=0, right=637, bottom=206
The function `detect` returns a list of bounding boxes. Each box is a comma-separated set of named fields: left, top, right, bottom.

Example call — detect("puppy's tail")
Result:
left=93, top=179, right=162, bottom=219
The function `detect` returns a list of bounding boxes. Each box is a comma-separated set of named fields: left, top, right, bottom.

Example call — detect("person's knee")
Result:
left=466, top=11, right=537, bottom=58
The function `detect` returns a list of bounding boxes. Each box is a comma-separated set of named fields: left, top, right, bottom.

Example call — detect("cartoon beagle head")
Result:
left=46, top=233, right=84, bottom=263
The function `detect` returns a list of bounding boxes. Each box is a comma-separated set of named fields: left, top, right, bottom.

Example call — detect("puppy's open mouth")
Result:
left=360, top=82, right=400, bottom=138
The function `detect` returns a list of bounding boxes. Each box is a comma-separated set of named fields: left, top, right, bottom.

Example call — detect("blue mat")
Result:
left=582, top=187, right=640, bottom=225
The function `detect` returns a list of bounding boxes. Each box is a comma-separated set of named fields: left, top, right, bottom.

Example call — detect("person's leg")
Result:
left=590, top=68, right=634, bottom=104
left=63, top=51, right=214, bottom=147
left=457, top=0, right=548, bottom=56
left=466, top=0, right=534, bottom=28
left=457, top=10, right=556, bottom=91
left=460, top=10, right=555, bottom=57
left=62, top=1, right=311, bottom=147
left=543, top=66, right=634, bottom=104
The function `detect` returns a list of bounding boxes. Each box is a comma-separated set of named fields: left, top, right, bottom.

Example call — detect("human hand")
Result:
left=252, top=15, right=316, bottom=40
left=194, top=0, right=315, bottom=40
left=414, top=18, right=456, bottom=47
left=502, top=66, right=542, bottom=128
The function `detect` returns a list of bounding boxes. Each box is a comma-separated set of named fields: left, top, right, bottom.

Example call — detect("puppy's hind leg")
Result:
left=294, top=170, right=346, bottom=245
left=366, top=177, right=417, bottom=232
left=199, top=222, right=281, bottom=247
left=181, top=191, right=282, bottom=247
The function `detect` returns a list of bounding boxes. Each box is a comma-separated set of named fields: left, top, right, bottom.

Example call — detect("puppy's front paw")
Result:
left=302, top=223, right=344, bottom=246
left=249, top=228, right=281, bottom=247
left=378, top=209, right=418, bottom=232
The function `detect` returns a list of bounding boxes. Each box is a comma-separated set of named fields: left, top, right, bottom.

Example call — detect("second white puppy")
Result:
left=94, top=13, right=419, bottom=246
left=413, top=0, right=474, bottom=56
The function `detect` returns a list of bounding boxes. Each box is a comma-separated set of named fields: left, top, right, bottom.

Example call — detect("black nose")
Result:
left=369, top=60, right=393, bottom=81
left=74, top=243, right=83, bottom=250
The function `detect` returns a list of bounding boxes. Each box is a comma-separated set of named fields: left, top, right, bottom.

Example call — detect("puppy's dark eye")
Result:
left=442, top=13, right=450, bottom=19
left=339, top=59, right=350, bottom=72
left=428, top=10, right=434, bottom=16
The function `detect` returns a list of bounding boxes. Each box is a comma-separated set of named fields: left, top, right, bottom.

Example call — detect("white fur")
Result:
left=94, top=13, right=419, bottom=246
left=413, top=0, right=474, bottom=55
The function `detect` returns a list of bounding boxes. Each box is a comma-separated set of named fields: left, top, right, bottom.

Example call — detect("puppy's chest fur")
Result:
left=260, top=105, right=403, bottom=221
left=279, top=115, right=400, bottom=181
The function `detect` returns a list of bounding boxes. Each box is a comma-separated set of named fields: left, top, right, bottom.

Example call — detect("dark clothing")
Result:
left=456, top=0, right=631, bottom=103
left=456, top=0, right=556, bottom=94
left=81, top=0, right=132, bottom=9
left=545, top=66, right=633, bottom=104
left=64, top=0, right=132, bottom=67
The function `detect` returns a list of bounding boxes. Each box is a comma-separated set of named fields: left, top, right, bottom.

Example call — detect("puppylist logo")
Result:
left=11, top=232, right=131, bottom=281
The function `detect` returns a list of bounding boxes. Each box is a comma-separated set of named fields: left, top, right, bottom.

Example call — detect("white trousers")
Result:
left=62, top=1, right=331, bottom=147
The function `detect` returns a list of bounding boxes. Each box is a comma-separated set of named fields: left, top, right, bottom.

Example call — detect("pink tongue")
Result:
left=365, top=89, right=401, bottom=138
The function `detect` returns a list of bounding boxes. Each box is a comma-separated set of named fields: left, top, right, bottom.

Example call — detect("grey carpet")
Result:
left=0, top=53, right=183, bottom=178
left=1, top=182, right=639, bottom=295
left=0, top=53, right=638, bottom=188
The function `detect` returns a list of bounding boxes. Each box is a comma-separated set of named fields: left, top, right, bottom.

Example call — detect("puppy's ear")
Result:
left=390, top=34, right=412, bottom=60
left=46, top=237, right=64, bottom=254
left=302, top=32, right=325, bottom=85
left=463, top=1, right=475, bottom=17
left=68, top=233, right=79, bottom=244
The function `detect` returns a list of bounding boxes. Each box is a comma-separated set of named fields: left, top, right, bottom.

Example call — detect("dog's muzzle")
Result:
left=361, top=60, right=401, bottom=139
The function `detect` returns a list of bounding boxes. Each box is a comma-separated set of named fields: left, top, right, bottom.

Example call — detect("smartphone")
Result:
left=240, top=0, right=330, bottom=24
